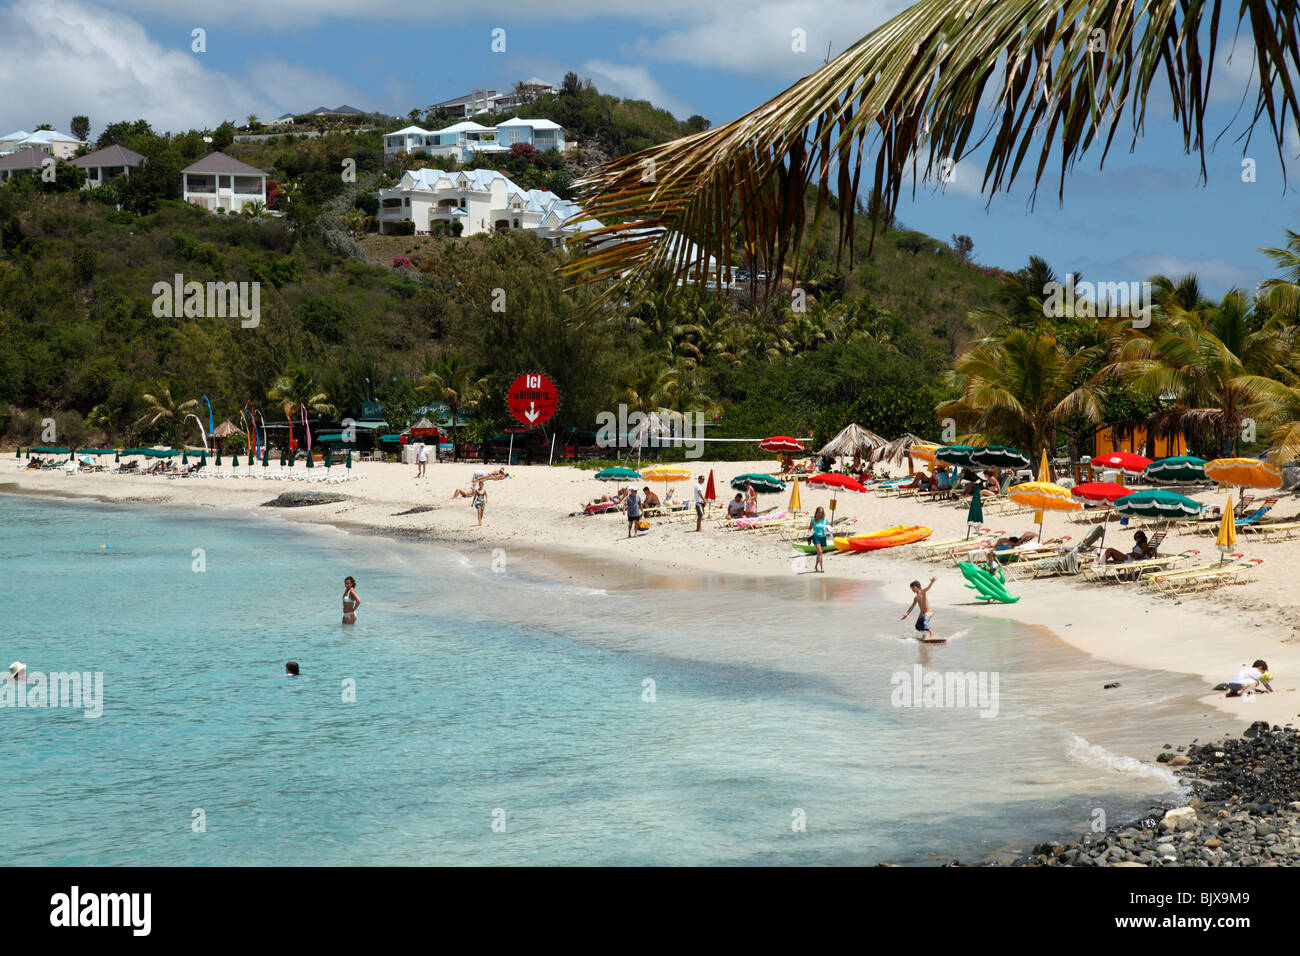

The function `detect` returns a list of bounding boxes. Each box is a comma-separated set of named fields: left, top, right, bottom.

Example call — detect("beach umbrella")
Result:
left=306, top=450, right=314, bottom=468
left=1070, top=482, right=1131, bottom=502
left=594, top=466, right=641, bottom=481
left=1032, top=448, right=1049, bottom=525
left=1216, top=496, right=1237, bottom=565
left=212, top=420, right=239, bottom=439
left=324, top=447, right=332, bottom=469
left=288, top=448, right=296, bottom=467
left=1113, top=489, right=1202, bottom=520
left=1204, top=457, right=1282, bottom=490
left=642, top=465, right=690, bottom=499
left=215, top=450, right=222, bottom=466
left=1093, top=451, right=1153, bottom=475
left=759, top=435, right=804, bottom=453
left=345, top=449, right=352, bottom=469
left=1143, top=455, right=1207, bottom=484
left=231, top=453, right=239, bottom=466
left=705, top=469, right=716, bottom=501
left=806, top=473, right=867, bottom=493
left=934, top=445, right=977, bottom=467
left=114, top=450, right=120, bottom=462
left=788, top=479, right=802, bottom=512
left=279, top=449, right=286, bottom=466
left=262, top=447, right=270, bottom=468
left=1008, top=480, right=1082, bottom=538
left=182, top=451, right=188, bottom=464
left=908, top=442, right=941, bottom=464
left=729, top=473, right=784, bottom=493
left=970, top=445, right=1030, bottom=470
left=965, top=487, right=983, bottom=540
left=818, top=423, right=887, bottom=460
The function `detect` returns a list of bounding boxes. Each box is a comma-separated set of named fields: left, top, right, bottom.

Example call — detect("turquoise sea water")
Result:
left=0, top=493, right=1219, bottom=865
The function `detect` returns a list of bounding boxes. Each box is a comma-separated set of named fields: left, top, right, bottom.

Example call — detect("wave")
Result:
left=1065, top=734, right=1185, bottom=793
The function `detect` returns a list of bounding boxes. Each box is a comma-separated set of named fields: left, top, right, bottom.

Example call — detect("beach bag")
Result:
left=637, top=519, right=650, bottom=531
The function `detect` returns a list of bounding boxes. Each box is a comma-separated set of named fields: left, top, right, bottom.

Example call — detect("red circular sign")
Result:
left=506, top=372, right=559, bottom=428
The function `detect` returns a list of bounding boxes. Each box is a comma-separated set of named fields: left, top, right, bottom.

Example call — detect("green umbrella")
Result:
left=346, top=449, right=352, bottom=469
left=935, top=445, right=977, bottom=466
left=288, top=448, right=296, bottom=467
left=730, top=473, right=785, bottom=494
left=306, top=449, right=314, bottom=468
left=595, top=466, right=642, bottom=481
left=279, top=449, right=286, bottom=466
left=14, top=448, right=19, bottom=458
left=114, top=450, right=120, bottom=462
left=231, top=453, right=240, bottom=466
left=970, top=445, right=1030, bottom=470
left=1114, top=489, right=1202, bottom=520
left=965, top=486, right=984, bottom=539
left=325, top=448, right=332, bottom=469
left=1142, top=456, right=1207, bottom=484
left=262, top=447, right=270, bottom=468
left=215, top=450, right=222, bottom=466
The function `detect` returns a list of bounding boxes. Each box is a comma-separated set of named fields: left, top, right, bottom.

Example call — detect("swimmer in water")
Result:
left=342, top=576, right=360, bottom=625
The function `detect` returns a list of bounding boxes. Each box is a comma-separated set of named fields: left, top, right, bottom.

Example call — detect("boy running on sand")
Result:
left=901, top=577, right=937, bottom=640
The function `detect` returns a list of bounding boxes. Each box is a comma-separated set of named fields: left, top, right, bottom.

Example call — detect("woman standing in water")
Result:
left=342, top=576, right=361, bottom=625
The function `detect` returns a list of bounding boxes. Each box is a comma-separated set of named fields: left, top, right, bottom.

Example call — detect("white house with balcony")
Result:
left=376, top=167, right=597, bottom=241
left=493, top=117, right=566, bottom=152
left=181, top=152, right=268, bottom=214
left=383, top=117, right=567, bottom=163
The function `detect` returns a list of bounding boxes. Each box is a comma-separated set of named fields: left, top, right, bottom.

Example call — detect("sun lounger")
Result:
left=1240, top=520, right=1300, bottom=542
left=1139, top=554, right=1242, bottom=592
left=1085, top=549, right=1200, bottom=583
left=1143, top=555, right=1262, bottom=593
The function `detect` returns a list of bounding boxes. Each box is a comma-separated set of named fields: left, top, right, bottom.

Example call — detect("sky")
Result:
left=3, top=0, right=1298, bottom=297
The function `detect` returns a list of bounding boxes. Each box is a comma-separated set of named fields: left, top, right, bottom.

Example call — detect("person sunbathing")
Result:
left=1102, top=530, right=1155, bottom=564
left=480, top=468, right=510, bottom=480
left=979, top=470, right=1001, bottom=497
left=451, top=482, right=481, bottom=499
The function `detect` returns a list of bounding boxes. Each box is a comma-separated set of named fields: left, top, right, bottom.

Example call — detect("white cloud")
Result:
left=1108, top=252, right=1266, bottom=296
left=580, top=59, right=694, bottom=120
left=0, top=0, right=379, bottom=135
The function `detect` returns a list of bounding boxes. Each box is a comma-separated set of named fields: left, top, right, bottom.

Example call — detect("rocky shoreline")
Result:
left=992, top=721, right=1300, bottom=866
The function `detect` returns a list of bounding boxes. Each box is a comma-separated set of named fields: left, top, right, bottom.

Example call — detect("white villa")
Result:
left=0, top=128, right=88, bottom=158
left=69, top=144, right=146, bottom=187
left=383, top=117, right=568, bottom=162
left=376, top=167, right=597, bottom=242
left=428, top=82, right=555, bottom=118
left=181, top=152, right=268, bottom=214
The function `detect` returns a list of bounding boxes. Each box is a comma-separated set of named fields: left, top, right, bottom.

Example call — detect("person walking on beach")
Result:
left=901, top=577, right=937, bottom=641
left=693, top=474, right=707, bottom=532
left=472, top=481, right=487, bottom=526
left=342, top=576, right=361, bottom=626
left=1223, top=660, right=1273, bottom=697
left=416, top=443, right=428, bottom=478
left=808, top=506, right=830, bottom=573
left=625, top=486, right=642, bottom=538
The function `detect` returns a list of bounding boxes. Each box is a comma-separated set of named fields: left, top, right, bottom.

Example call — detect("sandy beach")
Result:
left=5, top=454, right=1298, bottom=729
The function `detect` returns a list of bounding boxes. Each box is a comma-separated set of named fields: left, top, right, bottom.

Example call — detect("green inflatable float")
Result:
left=958, top=561, right=1021, bottom=603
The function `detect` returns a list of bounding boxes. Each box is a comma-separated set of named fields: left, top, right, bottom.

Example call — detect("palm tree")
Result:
left=1258, top=230, right=1300, bottom=321
left=1238, top=373, right=1300, bottom=463
left=86, top=403, right=119, bottom=445
left=135, top=385, right=199, bottom=444
left=268, top=367, right=337, bottom=419
left=1104, top=288, right=1291, bottom=456
left=938, top=329, right=1103, bottom=456
left=562, top=3, right=1300, bottom=300
left=416, top=356, right=488, bottom=460
left=242, top=199, right=268, bottom=218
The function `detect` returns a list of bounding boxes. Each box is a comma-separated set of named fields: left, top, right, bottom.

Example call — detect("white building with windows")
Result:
left=181, top=152, right=268, bottom=214
left=69, top=144, right=146, bottom=187
left=376, top=167, right=597, bottom=242
left=0, top=128, right=88, bottom=157
left=383, top=117, right=567, bottom=163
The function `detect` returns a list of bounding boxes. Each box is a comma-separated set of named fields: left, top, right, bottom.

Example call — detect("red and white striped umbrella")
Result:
left=759, top=435, right=804, bottom=452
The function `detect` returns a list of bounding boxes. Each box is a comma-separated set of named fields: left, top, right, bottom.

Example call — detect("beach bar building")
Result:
left=181, top=152, right=268, bottom=214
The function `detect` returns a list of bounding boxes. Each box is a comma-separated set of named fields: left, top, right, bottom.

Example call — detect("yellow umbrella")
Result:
left=1215, top=496, right=1237, bottom=564
left=788, top=479, right=802, bottom=512
left=1033, top=448, right=1049, bottom=525
left=1009, top=480, right=1082, bottom=538
left=1204, top=457, right=1282, bottom=489
left=641, top=465, right=691, bottom=482
left=909, top=443, right=939, bottom=464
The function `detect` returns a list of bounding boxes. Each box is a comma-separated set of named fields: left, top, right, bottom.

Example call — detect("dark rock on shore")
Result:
left=981, top=722, right=1300, bottom=866
left=261, top=491, right=350, bottom=508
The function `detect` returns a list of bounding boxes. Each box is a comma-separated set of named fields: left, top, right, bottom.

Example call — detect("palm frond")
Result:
left=561, top=1, right=1300, bottom=301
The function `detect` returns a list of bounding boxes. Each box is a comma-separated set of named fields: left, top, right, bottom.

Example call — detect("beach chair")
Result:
left=1243, top=520, right=1300, bottom=542
left=1140, top=554, right=1242, bottom=593
left=1085, top=549, right=1199, bottom=583
left=1145, top=556, right=1261, bottom=593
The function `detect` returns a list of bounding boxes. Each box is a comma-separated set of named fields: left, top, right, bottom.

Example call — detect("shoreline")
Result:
left=4, top=460, right=1295, bottom=727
